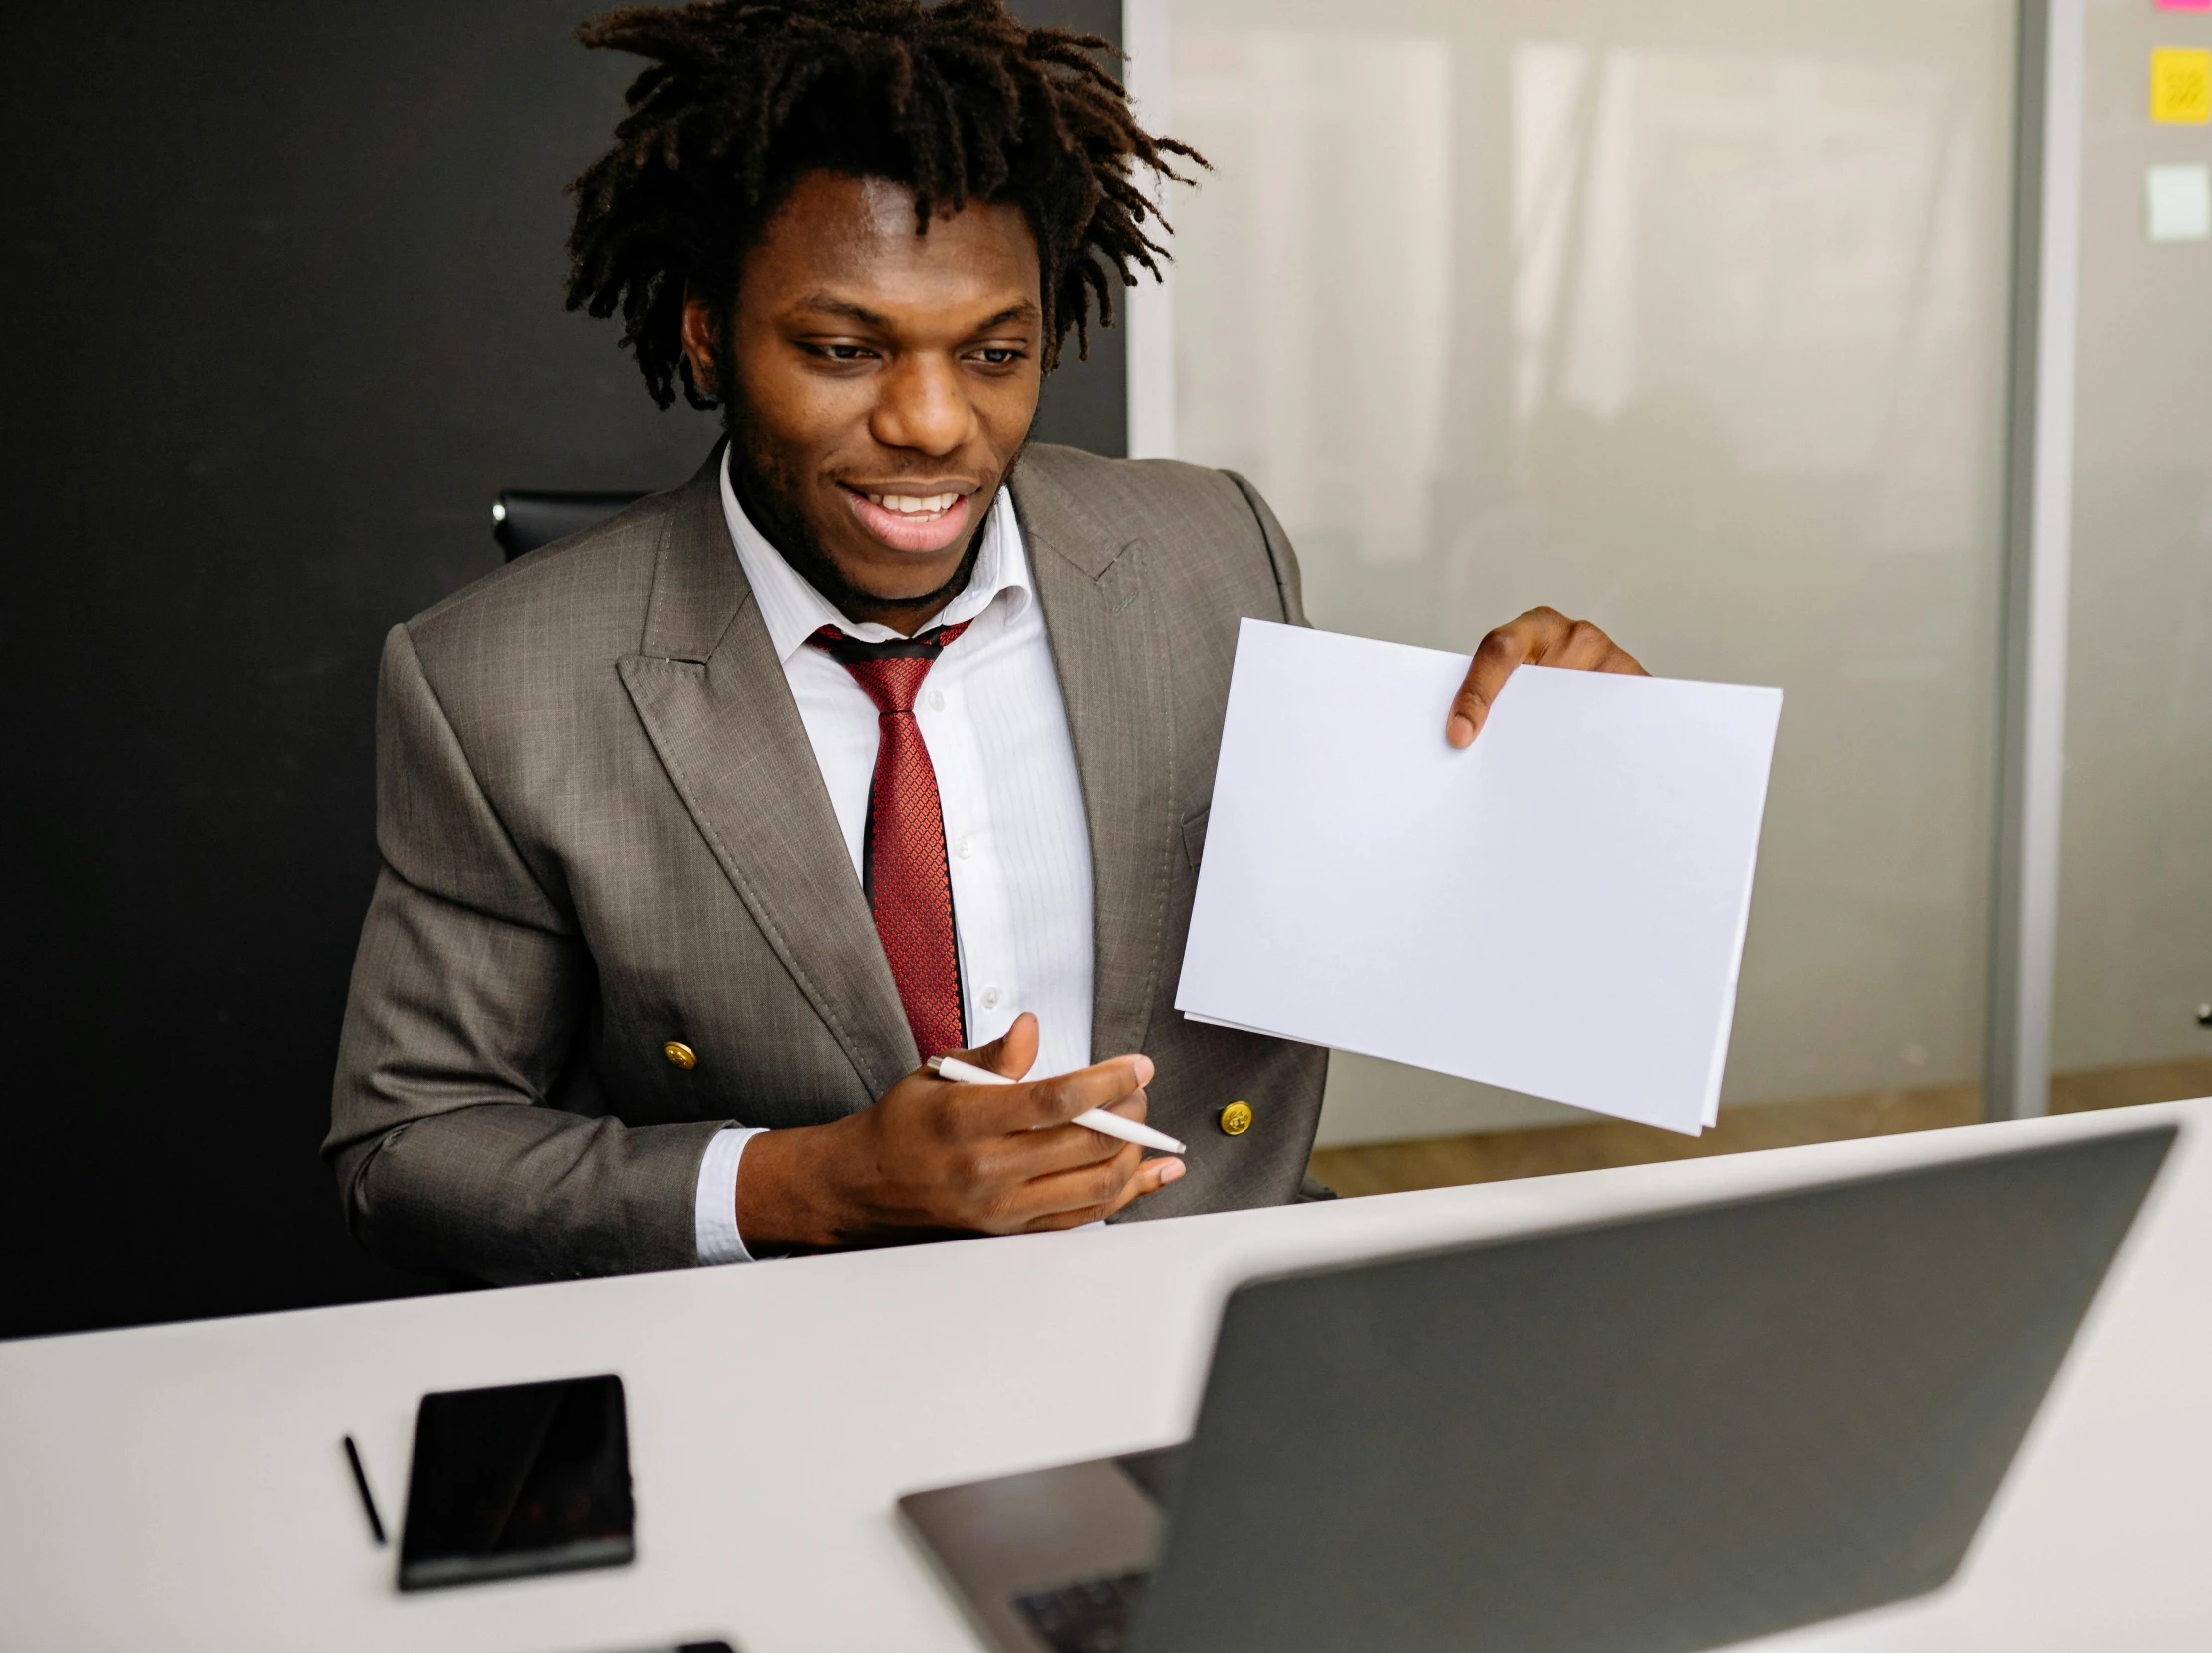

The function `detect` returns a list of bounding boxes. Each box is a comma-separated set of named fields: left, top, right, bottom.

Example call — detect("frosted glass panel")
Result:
left=1161, top=0, right=2015, bottom=1141
left=2052, top=2, right=2212, bottom=1098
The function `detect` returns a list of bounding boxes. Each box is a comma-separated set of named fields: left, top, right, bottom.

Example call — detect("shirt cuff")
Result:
left=694, top=1126, right=769, bottom=1265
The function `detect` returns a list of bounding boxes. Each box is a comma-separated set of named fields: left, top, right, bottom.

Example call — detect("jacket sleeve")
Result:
left=323, top=624, right=727, bottom=1283
left=1222, top=469, right=1311, bottom=628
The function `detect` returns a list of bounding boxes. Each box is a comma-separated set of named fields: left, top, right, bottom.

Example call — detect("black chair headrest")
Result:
left=493, top=490, right=647, bottom=561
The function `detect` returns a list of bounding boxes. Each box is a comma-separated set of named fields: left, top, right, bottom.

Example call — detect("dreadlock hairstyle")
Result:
left=565, top=0, right=1203, bottom=410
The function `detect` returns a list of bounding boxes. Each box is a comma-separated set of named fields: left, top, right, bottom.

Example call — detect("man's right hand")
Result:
left=731, top=1012, right=1185, bottom=1252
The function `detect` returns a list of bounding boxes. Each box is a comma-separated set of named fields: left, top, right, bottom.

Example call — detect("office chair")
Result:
left=492, top=490, right=646, bottom=561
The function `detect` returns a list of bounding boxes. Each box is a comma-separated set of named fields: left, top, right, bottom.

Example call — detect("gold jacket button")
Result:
left=663, top=1040, right=698, bottom=1070
left=1219, top=1100, right=1253, bottom=1136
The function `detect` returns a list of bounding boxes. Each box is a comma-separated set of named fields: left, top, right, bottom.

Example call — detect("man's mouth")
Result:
left=841, top=484, right=975, bottom=554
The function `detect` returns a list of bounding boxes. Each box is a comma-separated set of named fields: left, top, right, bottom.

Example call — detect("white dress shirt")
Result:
left=693, top=454, right=1097, bottom=1263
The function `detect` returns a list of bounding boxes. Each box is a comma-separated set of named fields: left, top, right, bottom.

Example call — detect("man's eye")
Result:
left=800, top=341, right=876, bottom=363
left=973, top=347, right=1025, bottom=366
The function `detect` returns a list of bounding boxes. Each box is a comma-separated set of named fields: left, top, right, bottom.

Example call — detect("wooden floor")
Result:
left=1307, top=1057, right=2212, bottom=1199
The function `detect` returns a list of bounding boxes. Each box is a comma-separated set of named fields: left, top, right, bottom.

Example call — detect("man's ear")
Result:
left=679, top=286, right=721, bottom=396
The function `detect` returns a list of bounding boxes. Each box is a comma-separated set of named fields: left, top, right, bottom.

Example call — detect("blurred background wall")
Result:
left=2054, top=0, right=2212, bottom=1085
left=0, top=0, right=1121, bottom=1340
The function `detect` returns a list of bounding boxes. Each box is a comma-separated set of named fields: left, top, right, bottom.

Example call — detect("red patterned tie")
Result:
left=809, top=621, right=973, bottom=1059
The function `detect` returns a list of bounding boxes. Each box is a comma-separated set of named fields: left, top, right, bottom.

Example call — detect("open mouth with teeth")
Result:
left=869, top=491, right=959, bottom=518
left=841, top=483, right=976, bottom=554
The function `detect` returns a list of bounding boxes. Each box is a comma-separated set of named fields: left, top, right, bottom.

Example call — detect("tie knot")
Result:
left=809, top=620, right=970, bottom=716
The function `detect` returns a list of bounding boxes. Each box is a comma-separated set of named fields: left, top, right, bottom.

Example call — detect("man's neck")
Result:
left=827, top=576, right=970, bottom=636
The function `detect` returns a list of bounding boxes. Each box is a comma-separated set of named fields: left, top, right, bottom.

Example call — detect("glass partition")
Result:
left=2051, top=0, right=2212, bottom=1111
left=1157, top=0, right=2018, bottom=1141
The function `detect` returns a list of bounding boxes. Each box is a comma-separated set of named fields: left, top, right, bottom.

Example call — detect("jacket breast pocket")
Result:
left=1181, top=803, right=1210, bottom=871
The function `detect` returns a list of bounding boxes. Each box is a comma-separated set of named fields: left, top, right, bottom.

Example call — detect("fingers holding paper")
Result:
left=1445, top=607, right=1646, bottom=749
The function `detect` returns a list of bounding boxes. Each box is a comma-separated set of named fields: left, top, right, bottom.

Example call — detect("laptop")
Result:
left=900, top=1124, right=2174, bottom=1653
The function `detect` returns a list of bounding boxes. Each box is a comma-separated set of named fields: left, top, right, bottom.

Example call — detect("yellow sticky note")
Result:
left=2152, top=47, right=2212, bottom=124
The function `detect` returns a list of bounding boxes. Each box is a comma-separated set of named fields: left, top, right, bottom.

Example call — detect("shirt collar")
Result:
left=718, top=447, right=1033, bottom=664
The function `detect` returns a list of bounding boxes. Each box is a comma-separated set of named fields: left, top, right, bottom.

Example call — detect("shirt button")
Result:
left=956, top=836, right=972, bottom=859
left=928, top=689, right=947, bottom=712
left=981, top=986, right=1002, bottom=1010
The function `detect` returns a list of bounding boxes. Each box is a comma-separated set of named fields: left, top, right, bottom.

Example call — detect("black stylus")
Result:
left=343, top=1434, right=388, bottom=1545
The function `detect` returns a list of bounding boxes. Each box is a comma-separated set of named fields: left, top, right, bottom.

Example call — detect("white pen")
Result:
left=926, top=1054, right=1189, bottom=1155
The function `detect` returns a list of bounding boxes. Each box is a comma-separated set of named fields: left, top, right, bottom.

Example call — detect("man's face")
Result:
left=682, top=171, right=1045, bottom=631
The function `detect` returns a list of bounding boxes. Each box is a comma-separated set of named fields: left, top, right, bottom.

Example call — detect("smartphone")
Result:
left=398, top=1373, right=635, bottom=1591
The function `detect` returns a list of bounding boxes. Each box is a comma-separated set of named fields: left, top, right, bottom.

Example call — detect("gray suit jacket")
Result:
left=325, top=442, right=1328, bottom=1283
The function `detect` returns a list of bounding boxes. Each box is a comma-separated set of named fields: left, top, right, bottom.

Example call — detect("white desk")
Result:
left=3, top=1101, right=2208, bottom=1651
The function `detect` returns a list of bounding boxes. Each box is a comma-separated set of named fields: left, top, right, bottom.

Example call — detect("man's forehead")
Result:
left=825, top=173, right=1029, bottom=244
left=785, top=289, right=1040, bottom=333
left=752, top=172, right=1040, bottom=300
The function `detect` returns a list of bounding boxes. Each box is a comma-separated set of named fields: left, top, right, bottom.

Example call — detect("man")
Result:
left=325, top=0, right=1642, bottom=1284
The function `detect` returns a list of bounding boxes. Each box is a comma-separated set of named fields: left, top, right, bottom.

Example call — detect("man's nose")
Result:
left=870, top=353, right=976, bottom=456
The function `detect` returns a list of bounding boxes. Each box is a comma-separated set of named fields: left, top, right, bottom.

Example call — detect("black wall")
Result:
left=0, top=1, right=1124, bottom=1340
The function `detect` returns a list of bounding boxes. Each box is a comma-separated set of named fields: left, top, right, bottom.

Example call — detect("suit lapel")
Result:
left=619, top=453, right=915, bottom=1098
left=1012, top=453, right=1179, bottom=1064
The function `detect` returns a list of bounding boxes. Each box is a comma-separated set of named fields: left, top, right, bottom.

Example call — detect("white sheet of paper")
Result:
left=1175, top=621, right=1782, bottom=1136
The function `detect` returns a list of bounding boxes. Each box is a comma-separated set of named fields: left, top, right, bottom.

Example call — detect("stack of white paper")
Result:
left=1175, top=621, right=1783, bottom=1135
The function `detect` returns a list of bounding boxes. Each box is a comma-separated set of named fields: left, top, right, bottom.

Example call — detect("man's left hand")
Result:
left=1446, top=607, right=1646, bottom=748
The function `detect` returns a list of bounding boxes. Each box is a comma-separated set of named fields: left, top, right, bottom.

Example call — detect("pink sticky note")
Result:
left=2159, top=0, right=2212, bottom=13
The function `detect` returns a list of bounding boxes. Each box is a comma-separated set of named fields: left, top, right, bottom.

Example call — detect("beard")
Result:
left=715, top=337, right=995, bottom=626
